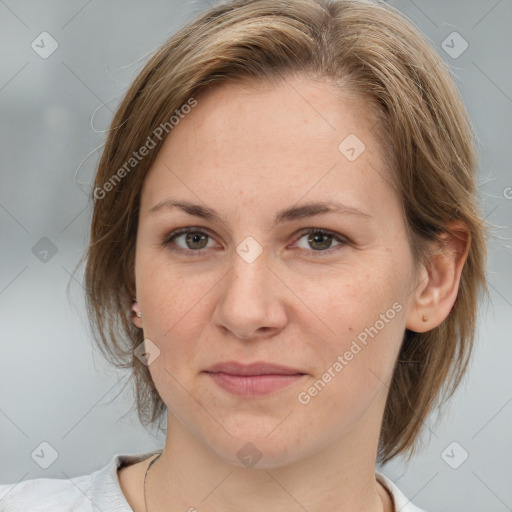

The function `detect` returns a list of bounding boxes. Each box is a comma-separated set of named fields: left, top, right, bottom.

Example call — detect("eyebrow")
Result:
left=147, top=198, right=372, bottom=225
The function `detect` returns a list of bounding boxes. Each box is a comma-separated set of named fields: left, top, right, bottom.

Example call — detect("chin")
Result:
left=218, top=442, right=303, bottom=470
left=203, top=424, right=309, bottom=470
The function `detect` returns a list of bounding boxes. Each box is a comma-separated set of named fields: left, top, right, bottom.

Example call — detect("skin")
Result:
left=118, top=75, right=470, bottom=512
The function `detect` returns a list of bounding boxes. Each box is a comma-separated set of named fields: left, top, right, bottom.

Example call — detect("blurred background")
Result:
left=0, top=0, right=511, bottom=510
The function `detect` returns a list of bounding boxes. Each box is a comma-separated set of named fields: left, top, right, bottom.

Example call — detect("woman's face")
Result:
left=134, top=76, right=420, bottom=468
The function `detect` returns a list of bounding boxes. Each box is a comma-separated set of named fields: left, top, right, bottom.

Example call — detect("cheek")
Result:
left=294, top=299, right=405, bottom=441
left=137, top=252, right=206, bottom=325
left=135, top=258, right=202, bottom=370
left=294, top=258, right=408, bottom=395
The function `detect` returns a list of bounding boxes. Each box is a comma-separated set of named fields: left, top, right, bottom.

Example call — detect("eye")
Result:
left=162, top=227, right=348, bottom=256
left=162, top=227, right=218, bottom=255
left=292, top=228, right=347, bottom=255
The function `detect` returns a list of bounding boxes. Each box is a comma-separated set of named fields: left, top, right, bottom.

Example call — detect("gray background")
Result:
left=0, top=0, right=511, bottom=510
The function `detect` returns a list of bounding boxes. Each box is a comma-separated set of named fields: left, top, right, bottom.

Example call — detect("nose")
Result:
left=211, top=247, right=288, bottom=342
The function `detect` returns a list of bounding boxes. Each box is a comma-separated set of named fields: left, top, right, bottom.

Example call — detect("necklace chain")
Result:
left=144, top=452, right=163, bottom=512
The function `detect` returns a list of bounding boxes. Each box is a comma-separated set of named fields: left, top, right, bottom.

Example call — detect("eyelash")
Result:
left=161, top=227, right=348, bottom=257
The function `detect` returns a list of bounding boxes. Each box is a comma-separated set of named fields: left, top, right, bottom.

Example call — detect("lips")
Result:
left=204, top=360, right=306, bottom=376
left=203, top=361, right=307, bottom=397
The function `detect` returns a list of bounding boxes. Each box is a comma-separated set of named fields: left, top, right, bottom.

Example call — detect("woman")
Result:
left=0, top=0, right=488, bottom=510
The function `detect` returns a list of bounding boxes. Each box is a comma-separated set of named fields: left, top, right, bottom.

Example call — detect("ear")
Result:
left=406, top=220, right=471, bottom=333
left=131, top=300, right=143, bottom=329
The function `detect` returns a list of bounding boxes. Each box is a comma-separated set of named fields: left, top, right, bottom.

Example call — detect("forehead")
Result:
left=140, top=76, right=394, bottom=218
left=174, top=76, right=376, bottom=158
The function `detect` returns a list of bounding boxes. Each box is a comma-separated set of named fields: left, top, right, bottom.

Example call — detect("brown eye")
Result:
left=293, top=229, right=347, bottom=255
left=162, top=227, right=347, bottom=257
left=182, top=231, right=209, bottom=250
left=163, top=228, right=216, bottom=254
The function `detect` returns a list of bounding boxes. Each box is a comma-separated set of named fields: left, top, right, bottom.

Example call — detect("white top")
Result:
left=0, top=450, right=428, bottom=511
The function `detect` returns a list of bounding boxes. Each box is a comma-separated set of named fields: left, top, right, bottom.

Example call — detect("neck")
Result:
left=146, top=410, right=393, bottom=512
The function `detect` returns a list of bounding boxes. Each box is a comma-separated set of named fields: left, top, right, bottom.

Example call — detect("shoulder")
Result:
left=0, top=473, right=93, bottom=512
left=0, top=451, right=161, bottom=512
left=376, top=471, right=429, bottom=512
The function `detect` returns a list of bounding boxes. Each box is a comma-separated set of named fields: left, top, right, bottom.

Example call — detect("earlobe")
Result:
left=406, top=221, right=471, bottom=333
left=131, top=300, right=143, bottom=329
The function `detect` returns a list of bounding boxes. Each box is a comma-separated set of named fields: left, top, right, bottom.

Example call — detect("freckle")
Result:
left=348, top=327, right=353, bottom=332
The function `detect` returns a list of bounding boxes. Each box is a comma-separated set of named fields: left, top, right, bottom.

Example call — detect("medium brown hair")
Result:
left=80, top=0, right=488, bottom=464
